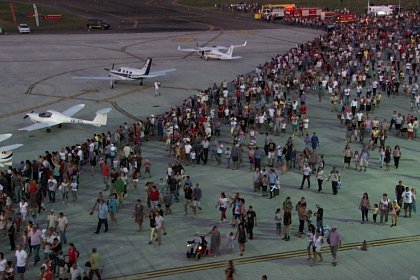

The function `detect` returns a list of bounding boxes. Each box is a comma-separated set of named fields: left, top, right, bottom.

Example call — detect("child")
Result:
left=390, top=200, right=400, bottom=227
left=372, top=203, right=379, bottom=223
left=274, top=208, right=282, bottom=236
left=163, top=191, right=172, bottom=215
left=281, top=121, right=286, bottom=135
left=225, top=148, right=231, bottom=168
left=144, top=160, right=152, bottom=178
left=226, top=232, right=235, bottom=252
left=353, top=150, right=360, bottom=170
left=70, top=180, right=78, bottom=202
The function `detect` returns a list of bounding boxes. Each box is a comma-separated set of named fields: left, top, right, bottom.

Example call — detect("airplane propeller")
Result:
left=23, top=111, right=34, bottom=119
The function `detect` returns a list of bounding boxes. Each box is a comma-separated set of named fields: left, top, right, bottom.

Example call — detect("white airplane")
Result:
left=0, top=134, right=23, bottom=167
left=73, top=58, right=175, bottom=88
left=19, top=104, right=112, bottom=133
left=178, top=41, right=247, bottom=60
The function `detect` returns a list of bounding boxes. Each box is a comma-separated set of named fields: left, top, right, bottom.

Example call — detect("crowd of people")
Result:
left=0, top=9, right=419, bottom=280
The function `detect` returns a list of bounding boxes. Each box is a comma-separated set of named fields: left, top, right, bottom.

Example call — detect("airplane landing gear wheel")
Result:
left=46, top=128, right=51, bottom=133
left=140, top=80, right=143, bottom=86
left=58, top=124, right=62, bottom=128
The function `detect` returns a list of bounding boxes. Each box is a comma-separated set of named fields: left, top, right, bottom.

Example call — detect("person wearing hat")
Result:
left=327, top=226, right=341, bottom=266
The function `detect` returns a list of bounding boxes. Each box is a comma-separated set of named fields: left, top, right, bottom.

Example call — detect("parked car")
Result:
left=17, top=24, right=30, bottom=33
left=86, top=19, right=110, bottom=30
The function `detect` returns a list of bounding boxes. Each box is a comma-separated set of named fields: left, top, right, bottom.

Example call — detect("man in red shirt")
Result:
left=101, top=161, right=110, bottom=191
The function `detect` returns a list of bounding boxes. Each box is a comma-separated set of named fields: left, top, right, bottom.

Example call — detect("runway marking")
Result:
left=174, top=38, right=194, bottom=42
left=107, top=235, right=420, bottom=279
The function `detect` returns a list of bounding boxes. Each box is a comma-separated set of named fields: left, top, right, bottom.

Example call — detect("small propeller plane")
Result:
left=0, top=133, right=23, bottom=167
left=178, top=41, right=247, bottom=61
left=72, top=58, right=175, bottom=88
left=20, top=104, right=112, bottom=133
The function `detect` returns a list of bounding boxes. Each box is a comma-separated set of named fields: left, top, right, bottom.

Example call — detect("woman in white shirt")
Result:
left=19, top=198, right=28, bottom=222
left=216, top=192, right=229, bottom=223
left=311, top=231, right=324, bottom=265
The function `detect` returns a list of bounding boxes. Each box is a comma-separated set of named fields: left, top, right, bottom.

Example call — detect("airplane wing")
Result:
left=143, top=69, right=176, bottom=78
left=178, top=45, right=221, bottom=52
left=19, top=121, right=59, bottom=132
left=0, top=134, right=12, bottom=143
left=230, top=41, right=247, bottom=48
left=0, top=144, right=23, bottom=151
left=72, top=76, right=127, bottom=81
left=62, top=104, right=86, bottom=117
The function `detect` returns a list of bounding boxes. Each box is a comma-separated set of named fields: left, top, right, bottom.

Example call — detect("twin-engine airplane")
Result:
left=72, top=58, right=175, bottom=88
left=20, top=104, right=112, bottom=133
left=0, top=134, right=23, bottom=167
left=178, top=41, right=247, bottom=60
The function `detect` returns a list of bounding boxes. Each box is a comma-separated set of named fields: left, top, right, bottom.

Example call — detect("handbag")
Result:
left=336, top=181, right=342, bottom=189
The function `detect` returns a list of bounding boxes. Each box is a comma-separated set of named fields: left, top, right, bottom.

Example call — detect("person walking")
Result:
left=316, top=166, right=325, bottom=192
left=192, top=183, right=202, bottom=215
left=296, top=197, right=307, bottom=237
left=15, top=245, right=27, bottom=280
left=282, top=197, right=292, bottom=241
left=379, top=194, right=391, bottom=224
left=207, top=225, right=221, bottom=257
left=392, top=145, right=401, bottom=169
left=6, top=217, right=16, bottom=251
left=27, top=224, right=42, bottom=264
left=225, top=260, right=235, bottom=280
left=216, top=193, right=229, bottom=223
left=274, top=208, right=282, bottom=237
left=327, top=167, right=340, bottom=195
left=57, top=212, right=69, bottom=244
left=328, top=226, right=342, bottom=266
left=359, top=193, right=370, bottom=224
left=315, top=204, right=324, bottom=234
left=154, top=81, right=161, bottom=96
left=155, top=211, right=164, bottom=246
left=310, top=230, right=324, bottom=266
left=300, top=163, right=311, bottom=189
left=94, top=199, right=108, bottom=234
left=133, top=199, right=145, bottom=231
left=401, top=187, right=413, bottom=218
left=234, top=223, right=247, bottom=256
left=244, top=206, right=257, bottom=240
left=88, top=248, right=102, bottom=280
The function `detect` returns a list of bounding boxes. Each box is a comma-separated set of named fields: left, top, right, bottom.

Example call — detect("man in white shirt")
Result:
left=47, top=175, right=57, bottom=203
left=154, top=81, right=161, bottom=96
left=15, top=245, right=27, bottom=278
left=70, top=262, right=85, bottom=280
left=402, top=187, right=413, bottom=218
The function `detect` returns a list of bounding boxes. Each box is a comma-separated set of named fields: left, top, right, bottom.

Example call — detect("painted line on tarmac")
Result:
left=108, top=235, right=420, bottom=279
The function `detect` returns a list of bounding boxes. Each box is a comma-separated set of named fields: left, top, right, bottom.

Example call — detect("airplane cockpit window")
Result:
left=39, top=112, right=52, bottom=118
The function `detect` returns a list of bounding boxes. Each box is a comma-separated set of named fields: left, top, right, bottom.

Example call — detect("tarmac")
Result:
left=0, top=27, right=419, bottom=280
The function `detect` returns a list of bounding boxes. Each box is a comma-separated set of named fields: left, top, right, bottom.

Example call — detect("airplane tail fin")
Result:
left=140, top=58, right=152, bottom=75
left=92, top=108, right=112, bottom=127
left=226, top=46, right=234, bottom=58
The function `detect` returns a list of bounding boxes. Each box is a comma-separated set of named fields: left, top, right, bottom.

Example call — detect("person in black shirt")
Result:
left=245, top=206, right=257, bottom=239
left=315, top=204, right=324, bottom=234
left=395, top=181, right=405, bottom=208
left=184, top=183, right=193, bottom=215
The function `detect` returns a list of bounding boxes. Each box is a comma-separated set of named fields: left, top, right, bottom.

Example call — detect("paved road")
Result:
left=32, top=0, right=278, bottom=33
left=0, top=3, right=419, bottom=280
